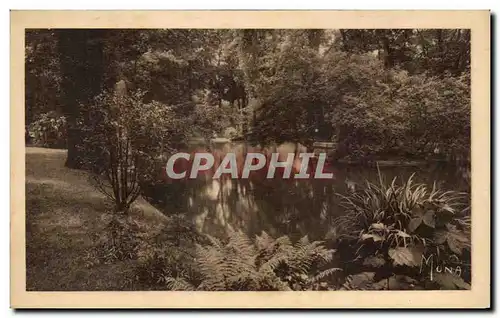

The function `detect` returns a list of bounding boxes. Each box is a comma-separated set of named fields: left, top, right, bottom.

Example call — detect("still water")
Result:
left=142, top=142, right=470, bottom=241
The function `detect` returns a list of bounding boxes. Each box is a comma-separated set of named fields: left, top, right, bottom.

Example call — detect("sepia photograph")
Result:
left=10, top=10, right=490, bottom=308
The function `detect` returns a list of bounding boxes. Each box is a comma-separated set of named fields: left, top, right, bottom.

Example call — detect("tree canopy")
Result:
left=25, top=28, right=470, bottom=165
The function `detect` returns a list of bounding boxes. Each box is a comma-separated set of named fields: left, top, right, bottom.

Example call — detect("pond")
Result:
left=141, top=141, right=470, bottom=241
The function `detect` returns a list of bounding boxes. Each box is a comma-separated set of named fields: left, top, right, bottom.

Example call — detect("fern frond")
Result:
left=259, top=253, right=289, bottom=272
left=308, top=268, right=342, bottom=284
left=257, top=266, right=292, bottom=291
left=195, top=243, right=226, bottom=279
left=180, top=231, right=338, bottom=291
left=255, top=231, right=275, bottom=251
left=165, top=277, right=196, bottom=291
left=297, top=235, right=310, bottom=248
left=205, top=234, right=224, bottom=250
left=226, top=230, right=257, bottom=261
left=274, top=235, right=293, bottom=249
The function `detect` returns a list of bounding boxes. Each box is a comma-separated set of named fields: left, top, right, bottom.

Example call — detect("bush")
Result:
left=28, top=111, right=67, bottom=148
left=80, top=90, right=188, bottom=213
left=331, top=172, right=471, bottom=290
left=134, top=216, right=205, bottom=289
left=82, top=216, right=142, bottom=268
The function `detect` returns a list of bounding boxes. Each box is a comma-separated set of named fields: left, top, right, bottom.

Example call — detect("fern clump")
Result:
left=164, top=230, right=341, bottom=291
left=332, top=172, right=471, bottom=290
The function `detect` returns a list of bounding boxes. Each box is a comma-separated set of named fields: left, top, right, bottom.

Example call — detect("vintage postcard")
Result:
left=11, top=10, right=490, bottom=308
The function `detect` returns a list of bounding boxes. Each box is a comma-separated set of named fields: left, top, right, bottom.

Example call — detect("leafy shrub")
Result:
left=28, top=111, right=67, bottom=148
left=163, top=230, right=340, bottom=291
left=332, top=172, right=471, bottom=290
left=80, top=90, right=188, bottom=213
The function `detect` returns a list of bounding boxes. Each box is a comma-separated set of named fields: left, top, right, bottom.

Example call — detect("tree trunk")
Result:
left=57, top=29, right=107, bottom=169
left=436, top=29, right=444, bottom=74
left=65, top=124, right=84, bottom=169
left=339, top=30, right=348, bottom=51
left=381, top=35, right=393, bottom=69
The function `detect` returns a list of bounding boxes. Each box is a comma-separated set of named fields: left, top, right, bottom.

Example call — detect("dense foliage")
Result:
left=333, top=172, right=471, bottom=290
left=243, top=30, right=470, bottom=159
left=26, top=28, right=470, bottom=162
left=27, top=111, right=67, bottom=148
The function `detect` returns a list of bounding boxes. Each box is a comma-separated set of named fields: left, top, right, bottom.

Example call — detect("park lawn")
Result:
left=25, top=147, right=168, bottom=290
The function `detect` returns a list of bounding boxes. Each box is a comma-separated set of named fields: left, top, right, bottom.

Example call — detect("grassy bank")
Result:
left=25, top=147, right=167, bottom=290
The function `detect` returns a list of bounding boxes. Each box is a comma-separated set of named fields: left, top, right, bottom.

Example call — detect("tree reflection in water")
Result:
left=141, top=142, right=470, bottom=241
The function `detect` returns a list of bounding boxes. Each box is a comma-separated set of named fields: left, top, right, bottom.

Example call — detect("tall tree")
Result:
left=57, top=29, right=108, bottom=169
